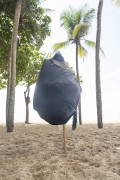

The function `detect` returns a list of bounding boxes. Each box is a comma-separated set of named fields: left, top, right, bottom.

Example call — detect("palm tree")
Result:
left=95, top=0, right=103, bottom=129
left=95, top=0, right=120, bottom=129
left=53, top=4, right=95, bottom=125
left=6, top=0, right=22, bottom=132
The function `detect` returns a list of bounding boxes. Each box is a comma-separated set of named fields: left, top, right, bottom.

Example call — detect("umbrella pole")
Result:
left=63, top=124, right=67, bottom=154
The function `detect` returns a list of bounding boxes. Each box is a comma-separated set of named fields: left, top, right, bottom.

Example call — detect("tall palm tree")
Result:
left=95, top=0, right=103, bottom=129
left=53, top=4, right=95, bottom=125
left=95, top=0, right=120, bottom=129
left=6, top=0, right=22, bottom=132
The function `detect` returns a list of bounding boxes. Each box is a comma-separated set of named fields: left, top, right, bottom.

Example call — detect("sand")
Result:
left=0, top=123, right=120, bottom=180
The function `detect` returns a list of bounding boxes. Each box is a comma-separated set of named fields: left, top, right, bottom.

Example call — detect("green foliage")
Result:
left=73, top=24, right=89, bottom=39
left=84, top=40, right=105, bottom=56
left=0, top=0, right=52, bottom=89
left=78, top=45, right=87, bottom=57
left=60, top=5, right=95, bottom=41
left=20, top=50, right=51, bottom=87
left=53, top=40, right=70, bottom=51
left=53, top=4, right=96, bottom=59
left=112, top=0, right=120, bottom=6
left=0, top=13, right=12, bottom=89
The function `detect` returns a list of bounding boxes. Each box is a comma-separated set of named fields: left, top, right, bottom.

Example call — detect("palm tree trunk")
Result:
left=76, top=43, right=82, bottom=125
left=95, top=0, right=103, bottom=129
left=6, top=0, right=22, bottom=132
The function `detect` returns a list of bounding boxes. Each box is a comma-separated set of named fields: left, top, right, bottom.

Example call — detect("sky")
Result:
left=0, top=0, right=120, bottom=125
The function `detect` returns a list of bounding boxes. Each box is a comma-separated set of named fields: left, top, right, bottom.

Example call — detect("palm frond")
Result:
left=53, top=40, right=70, bottom=51
left=112, top=0, right=120, bottom=6
left=78, top=44, right=87, bottom=58
left=83, top=8, right=95, bottom=26
left=84, top=39, right=96, bottom=48
left=60, top=9, right=76, bottom=36
left=74, top=7, right=83, bottom=24
left=73, top=24, right=89, bottom=38
left=84, top=40, right=105, bottom=56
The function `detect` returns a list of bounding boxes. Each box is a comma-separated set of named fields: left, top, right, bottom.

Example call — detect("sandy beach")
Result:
left=0, top=123, right=120, bottom=180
